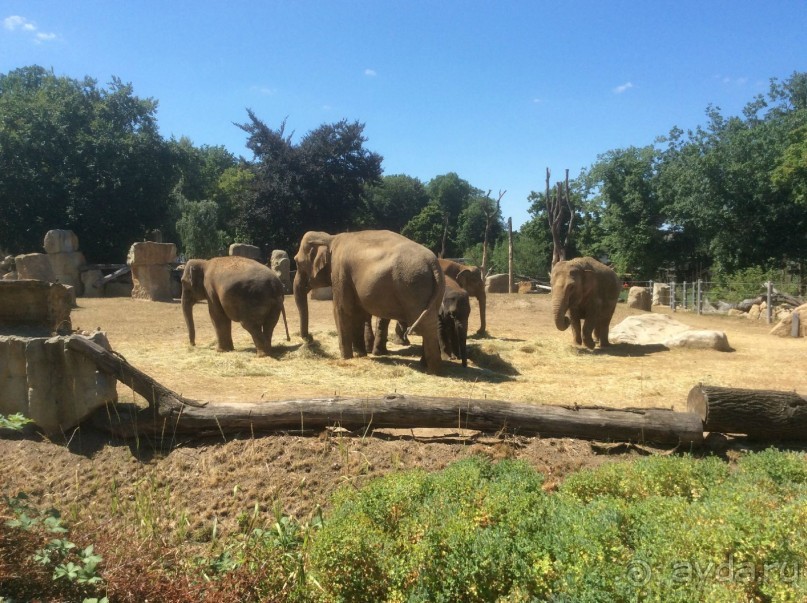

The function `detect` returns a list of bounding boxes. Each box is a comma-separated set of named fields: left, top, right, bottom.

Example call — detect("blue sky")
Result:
left=2, top=1, right=805, bottom=228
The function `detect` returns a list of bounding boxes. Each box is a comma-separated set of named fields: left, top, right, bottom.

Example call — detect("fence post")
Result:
left=697, top=279, right=702, bottom=315
left=670, top=280, right=676, bottom=310
left=766, top=281, right=773, bottom=324
left=683, top=281, right=688, bottom=310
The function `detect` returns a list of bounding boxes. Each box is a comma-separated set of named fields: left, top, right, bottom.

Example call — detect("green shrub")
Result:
left=307, top=452, right=807, bottom=602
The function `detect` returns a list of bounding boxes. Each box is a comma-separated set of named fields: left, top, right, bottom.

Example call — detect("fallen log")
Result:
left=92, top=395, right=703, bottom=446
left=687, top=385, right=807, bottom=440
left=68, top=334, right=703, bottom=445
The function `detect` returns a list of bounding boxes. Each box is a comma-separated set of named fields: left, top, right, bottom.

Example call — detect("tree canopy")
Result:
left=0, top=66, right=175, bottom=261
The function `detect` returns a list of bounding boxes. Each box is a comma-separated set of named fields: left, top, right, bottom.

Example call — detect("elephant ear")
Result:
left=311, top=245, right=330, bottom=281
left=455, top=268, right=473, bottom=289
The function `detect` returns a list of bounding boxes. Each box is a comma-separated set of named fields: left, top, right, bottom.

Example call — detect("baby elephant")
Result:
left=438, top=275, right=471, bottom=367
left=181, top=256, right=289, bottom=357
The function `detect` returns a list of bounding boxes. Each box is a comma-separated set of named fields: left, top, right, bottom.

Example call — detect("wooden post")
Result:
left=766, top=281, right=773, bottom=324
left=507, top=217, right=514, bottom=293
left=687, top=385, right=807, bottom=440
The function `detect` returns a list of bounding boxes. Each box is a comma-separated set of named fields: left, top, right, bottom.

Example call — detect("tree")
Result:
left=358, top=174, right=430, bottom=231
left=175, top=197, right=227, bottom=259
left=403, top=173, right=479, bottom=257
left=237, top=113, right=383, bottom=253
left=455, top=190, right=505, bottom=271
left=544, top=169, right=575, bottom=267
left=0, top=66, right=176, bottom=262
left=583, top=147, right=665, bottom=279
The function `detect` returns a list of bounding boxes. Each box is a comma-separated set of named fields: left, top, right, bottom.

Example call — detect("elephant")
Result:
left=293, top=230, right=445, bottom=374
left=550, top=256, right=620, bottom=349
left=181, top=256, right=290, bottom=357
left=438, top=275, right=471, bottom=367
left=438, top=258, right=487, bottom=335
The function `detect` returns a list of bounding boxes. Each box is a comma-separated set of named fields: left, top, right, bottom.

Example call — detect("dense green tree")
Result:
left=0, top=66, right=175, bottom=262
left=455, top=193, right=505, bottom=258
left=402, top=173, right=480, bottom=257
left=236, top=113, right=302, bottom=253
left=582, top=146, right=665, bottom=278
left=237, top=112, right=382, bottom=253
left=297, top=119, right=383, bottom=234
left=358, top=174, right=430, bottom=231
left=174, top=197, right=227, bottom=259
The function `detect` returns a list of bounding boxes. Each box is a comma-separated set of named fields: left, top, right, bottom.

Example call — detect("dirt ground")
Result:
left=1, top=292, right=805, bottom=543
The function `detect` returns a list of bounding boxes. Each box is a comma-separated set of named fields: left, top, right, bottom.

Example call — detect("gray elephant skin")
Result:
left=293, top=230, right=445, bottom=374
left=438, top=258, right=486, bottom=335
left=438, top=275, right=471, bottom=367
left=181, top=256, right=289, bottom=357
left=551, top=256, right=620, bottom=348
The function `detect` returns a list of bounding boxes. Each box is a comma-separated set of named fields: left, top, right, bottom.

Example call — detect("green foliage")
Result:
left=358, top=174, right=430, bottom=232
left=0, top=65, right=176, bottom=262
left=0, top=413, right=33, bottom=431
left=306, top=452, right=807, bottom=602
left=175, top=195, right=228, bottom=259
left=3, top=492, right=106, bottom=599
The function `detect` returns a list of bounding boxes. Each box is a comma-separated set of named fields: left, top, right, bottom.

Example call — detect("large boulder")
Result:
left=610, top=314, right=731, bottom=351
left=43, top=229, right=79, bottom=254
left=486, top=273, right=516, bottom=293
left=14, top=253, right=56, bottom=282
left=229, top=243, right=262, bottom=262
left=0, top=280, right=73, bottom=335
left=627, top=286, right=652, bottom=311
left=652, top=283, right=670, bottom=306
left=0, top=331, right=118, bottom=436
left=127, top=242, right=177, bottom=301
left=770, top=303, right=807, bottom=338
left=270, top=250, right=292, bottom=294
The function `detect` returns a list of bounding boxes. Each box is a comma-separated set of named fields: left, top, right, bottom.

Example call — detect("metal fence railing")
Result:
left=621, top=280, right=805, bottom=325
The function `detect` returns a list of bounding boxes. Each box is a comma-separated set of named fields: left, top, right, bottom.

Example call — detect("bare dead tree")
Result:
left=545, top=168, right=575, bottom=267
left=480, top=189, right=505, bottom=277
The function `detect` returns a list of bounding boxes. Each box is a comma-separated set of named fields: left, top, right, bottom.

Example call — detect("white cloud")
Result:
left=613, top=82, right=634, bottom=94
left=532, top=97, right=544, bottom=104
left=251, top=85, right=276, bottom=96
left=3, top=15, right=57, bottom=42
left=364, top=68, right=377, bottom=77
left=718, top=75, right=748, bottom=86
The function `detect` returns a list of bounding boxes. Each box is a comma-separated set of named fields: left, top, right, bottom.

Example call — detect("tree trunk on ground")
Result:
left=67, top=335, right=703, bottom=445
left=93, top=394, right=704, bottom=446
left=687, top=385, right=807, bottom=440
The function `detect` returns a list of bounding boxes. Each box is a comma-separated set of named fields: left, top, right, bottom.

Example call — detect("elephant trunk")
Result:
left=293, top=270, right=311, bottom=339
left=181, top=292, right=196, bottom=345
left=552, top=286, right=571, bottom=332
left=477, top=290, right=487, bottom=334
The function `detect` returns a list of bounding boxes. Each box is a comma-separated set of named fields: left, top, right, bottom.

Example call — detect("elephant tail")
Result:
left=407, top=262, right=445, bottom=337
left=281, top=301, right=290, bottom=341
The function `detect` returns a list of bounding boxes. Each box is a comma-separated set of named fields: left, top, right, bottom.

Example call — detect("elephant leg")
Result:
left=413, top=313, right=442, bottom=374
left=372, top=317, right=390, bottom=355
left=242, top=319, right=269, bottom=357
left=208, top=301, right=234, bottom=352
left=332, top=304, right=354, bottom=359
left=437, top=315, right=450, bottom=359
left=569, top=314, right=583, bottom=346
left=392, top=321, right=410, bottom=345
left=582, top=319, right=596, bottom=349
left=264, top=304, right=282, bottom=352
left=351, top=311, right=370, bottom=357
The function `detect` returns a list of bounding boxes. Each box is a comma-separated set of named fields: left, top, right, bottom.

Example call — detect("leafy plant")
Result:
left=0, top=413, right=33, bottom=431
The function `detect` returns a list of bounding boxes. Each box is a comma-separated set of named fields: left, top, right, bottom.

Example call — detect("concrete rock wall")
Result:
left=0, top=331, right=118, bottom=435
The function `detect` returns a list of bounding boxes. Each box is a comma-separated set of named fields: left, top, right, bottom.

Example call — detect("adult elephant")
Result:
left=293, top=230, right=445, bottom=374
left=181, top=256, right=289, bottom=357
left=550, top=256, right=620, bottom=349
left=438, top=259, right=486, bottom=335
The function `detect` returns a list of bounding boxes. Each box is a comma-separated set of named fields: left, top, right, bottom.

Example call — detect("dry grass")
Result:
left=71, top=293, right=806, bottom=412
